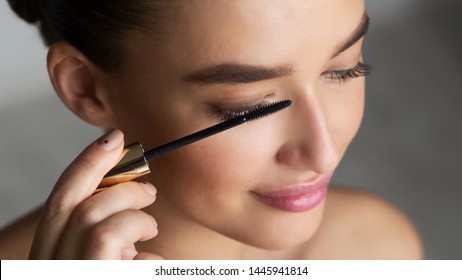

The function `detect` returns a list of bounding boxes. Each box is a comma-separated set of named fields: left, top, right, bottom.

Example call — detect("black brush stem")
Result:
left=144, top=99, right=291, bottom=160
left=104, top=100, right=291, bottom=178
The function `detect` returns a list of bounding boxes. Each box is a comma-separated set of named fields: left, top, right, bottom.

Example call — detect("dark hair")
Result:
left=7, top=0, right=156, bottom=71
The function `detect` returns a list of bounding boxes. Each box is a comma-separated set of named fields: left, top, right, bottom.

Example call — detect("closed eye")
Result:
left=322, top=62, right=371, bottom=83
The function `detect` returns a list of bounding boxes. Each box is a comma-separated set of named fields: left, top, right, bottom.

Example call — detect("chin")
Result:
left=249, top=225, right=320, bottom=251
left=231, top=202, right=326, bottom=251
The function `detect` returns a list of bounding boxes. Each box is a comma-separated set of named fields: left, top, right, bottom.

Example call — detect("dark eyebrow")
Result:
left=184, top=63, right=294, bottom=85
left=332, top=12, right=370, bottom=58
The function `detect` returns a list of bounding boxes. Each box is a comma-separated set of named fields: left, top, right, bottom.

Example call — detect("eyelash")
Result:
left=212, top=62, right=371, bottom=121
left=212, top=100, right=271, bottom=122
left=323, top=61, right=372, bottom=83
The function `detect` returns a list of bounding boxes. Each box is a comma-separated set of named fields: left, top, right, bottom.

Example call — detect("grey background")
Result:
left=1, top=1, right=461, bottom=259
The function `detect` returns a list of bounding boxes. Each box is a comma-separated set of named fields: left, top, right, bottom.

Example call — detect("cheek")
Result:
left=148, top=126, right=272, bottom=213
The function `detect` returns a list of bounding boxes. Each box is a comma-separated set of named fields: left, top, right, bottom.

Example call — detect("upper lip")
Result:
left=251, top=173, right=332, bottom=198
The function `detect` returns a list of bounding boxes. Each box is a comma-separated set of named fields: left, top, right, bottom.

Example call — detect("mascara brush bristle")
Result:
left=245, top=99, right=292, bottom=122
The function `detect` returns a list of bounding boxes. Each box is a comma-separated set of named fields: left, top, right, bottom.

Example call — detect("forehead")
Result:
left=124, top=0, right=365, bottom=72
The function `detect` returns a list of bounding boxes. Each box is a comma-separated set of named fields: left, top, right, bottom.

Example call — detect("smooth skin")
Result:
left=0, top=0, right=422, bottom=259
left=0, top=131, right=422, bottom=259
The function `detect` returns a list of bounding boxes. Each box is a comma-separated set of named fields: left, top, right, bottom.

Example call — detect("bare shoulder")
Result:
left=306, top=187, right=423, bottom=259
left=0, top=208, right=42, bottom=260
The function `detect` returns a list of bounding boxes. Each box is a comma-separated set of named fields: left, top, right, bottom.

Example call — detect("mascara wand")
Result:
left=98, top=99, right=292, bottom=189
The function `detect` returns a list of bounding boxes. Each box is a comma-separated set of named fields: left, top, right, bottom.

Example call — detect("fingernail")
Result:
left=97, top=130, right=124, bottom=151
left=141, top=182, right=157, bottom=196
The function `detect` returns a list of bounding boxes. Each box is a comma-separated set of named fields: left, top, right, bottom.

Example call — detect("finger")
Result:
left=133, top=252, right=164, bottom=260
left=121, top=244, right=139, bottom=260
left=73, top=181, right=157, bottom=225
left=56, top=182, right=156, bottom=258
left=29, top=130, right=124, bottom=259
left=81, top=210, right=158, bottom=259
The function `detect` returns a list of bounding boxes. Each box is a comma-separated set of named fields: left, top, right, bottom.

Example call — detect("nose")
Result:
left=276, top=92, right=340, bottom=174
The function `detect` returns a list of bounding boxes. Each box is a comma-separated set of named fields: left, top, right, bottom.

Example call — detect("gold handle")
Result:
left=96, top=142, right=151, bottom=192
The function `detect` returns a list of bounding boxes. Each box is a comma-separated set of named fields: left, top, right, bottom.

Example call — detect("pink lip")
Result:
left=251, top=174, right=332, bottom=212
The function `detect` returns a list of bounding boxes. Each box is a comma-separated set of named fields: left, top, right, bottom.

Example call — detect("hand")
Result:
left=29, top=130, right=161, bottom=259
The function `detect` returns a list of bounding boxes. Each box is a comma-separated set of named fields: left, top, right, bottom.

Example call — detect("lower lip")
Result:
left=251, top=175, right=332, bottom=212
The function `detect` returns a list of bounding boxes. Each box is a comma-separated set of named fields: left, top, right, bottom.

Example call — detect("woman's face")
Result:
left=105, top=0, right=367, bottom=249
